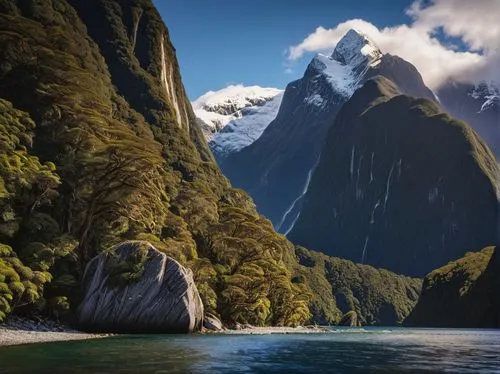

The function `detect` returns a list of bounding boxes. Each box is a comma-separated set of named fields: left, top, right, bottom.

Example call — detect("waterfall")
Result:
left=277, top=157, right=320, bottom=234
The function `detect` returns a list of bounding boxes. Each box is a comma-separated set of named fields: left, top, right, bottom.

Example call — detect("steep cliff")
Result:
left=405, top=246, right=499, bottom=327
left=289, top=76, right=499, bottom=276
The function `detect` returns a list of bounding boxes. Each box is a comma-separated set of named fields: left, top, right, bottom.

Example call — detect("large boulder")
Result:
left=77, top=241, right=204, bottom=333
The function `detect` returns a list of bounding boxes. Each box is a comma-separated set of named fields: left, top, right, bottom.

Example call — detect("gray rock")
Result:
left=339, top=311, right=359, bottom=327
left=230, top=322, right=242, bottom=330
left=77, top=241, right=203, bottom=333
left=203, top=313, right=224, bottom=331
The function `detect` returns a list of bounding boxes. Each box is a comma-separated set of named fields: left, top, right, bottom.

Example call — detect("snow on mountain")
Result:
left=192, top=85, right=283, bottom=142
left=481, top=95, right=500, bottom=113
left=194, top=31, right=383, bottom=157
left=470, top=82, right=500, bottom=113
left=331, top=28, right=382, bottom=71
left=210, top=92, right=283, bottom=156
left=310, top=54, right=356, bottom=98
left=305, top=29, right=383, bottom=104
left=438, top=79, right=500, bottom=160
left=218, top=28, right=437, bottom=236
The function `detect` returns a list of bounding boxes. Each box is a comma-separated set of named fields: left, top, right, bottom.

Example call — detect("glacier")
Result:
left=192, top=85, right=283, bottom=156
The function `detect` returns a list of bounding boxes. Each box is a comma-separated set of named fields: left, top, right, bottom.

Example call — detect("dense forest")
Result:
left=406, top=246, right=500, bottom=327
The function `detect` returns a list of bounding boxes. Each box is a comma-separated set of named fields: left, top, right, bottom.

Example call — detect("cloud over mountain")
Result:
left=287, top=0, right=500, bottom=89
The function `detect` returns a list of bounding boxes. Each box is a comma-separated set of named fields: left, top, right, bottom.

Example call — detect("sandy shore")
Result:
left=0, top=317, right=109, bottom=347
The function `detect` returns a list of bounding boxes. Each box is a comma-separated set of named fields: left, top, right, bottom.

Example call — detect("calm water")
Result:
left=0, top=328, right=499, bottom=373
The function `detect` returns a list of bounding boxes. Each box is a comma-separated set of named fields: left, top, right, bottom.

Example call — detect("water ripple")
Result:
left=0, top=327, right=499, bottom=373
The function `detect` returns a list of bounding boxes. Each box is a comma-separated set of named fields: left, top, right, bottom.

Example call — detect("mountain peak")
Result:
left=192, top=85, right=282, bottom=112
left=192, top=84, right=283, bottom=145
left=331, top=29, right=382, bottom=70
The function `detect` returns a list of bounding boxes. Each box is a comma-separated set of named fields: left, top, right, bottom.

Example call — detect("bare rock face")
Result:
left=339, top=311, right=359, bottom=327
left=203, top=313, right=224, bottom=332
left=77, top=241, right=204, bottom=333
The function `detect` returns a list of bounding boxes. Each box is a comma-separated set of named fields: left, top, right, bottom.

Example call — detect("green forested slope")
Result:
left=0, top=0, right=311, bottom=326
left=406, top=247, right=500, bottom=327
left=294, top=247, right=422, bottom=325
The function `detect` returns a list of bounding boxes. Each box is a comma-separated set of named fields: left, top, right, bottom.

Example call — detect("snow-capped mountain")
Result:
left=288, top=76, right=499, bottom=276
left=304, top=29, right=385, bottom=105
left=209, top=93, right=283, bottom=157
left=438, top=81, right=500, bottom=159
left=192, top=85, right=283, bottom=156
left=472, top=82, right=500, bottom=114
left=331, top=28, right=382, bottom=72
left=218, top=28, right=435, bottom=234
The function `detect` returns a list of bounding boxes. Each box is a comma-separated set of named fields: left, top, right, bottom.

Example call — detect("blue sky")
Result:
left=155, top=1, right=498, bottom=99
left=155, top=0, right=415, bottom=99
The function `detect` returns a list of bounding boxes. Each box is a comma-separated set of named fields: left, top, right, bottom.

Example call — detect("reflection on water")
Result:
left=0, top=328, right=499, bottom=373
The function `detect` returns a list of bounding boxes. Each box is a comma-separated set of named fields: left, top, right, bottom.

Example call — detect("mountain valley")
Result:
left=0, top=0, right=498, bottom=335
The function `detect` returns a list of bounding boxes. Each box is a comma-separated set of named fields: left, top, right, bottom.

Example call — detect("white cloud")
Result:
left=408, top=0, right=500, bottom=52
left=287, top=0, right=500, bottom=89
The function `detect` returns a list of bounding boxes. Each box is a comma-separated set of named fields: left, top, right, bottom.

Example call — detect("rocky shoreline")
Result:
left=0, top=315, right=335, bottom=347
left=0, top=316, right=110, bottom=347
left=218, top=325, right=332, bottom=335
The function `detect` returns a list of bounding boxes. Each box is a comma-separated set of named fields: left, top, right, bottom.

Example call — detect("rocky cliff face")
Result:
left=71, top=0, right=191, bottom=132
left=289, top=76, right=499, bottom=276
left=219, top=29, right=436, bottom=233
left=437, top=81, right=500, bottom=159
left=405, top=246, right=499, bottom=327
left=77, top=241, right=204, bottom=333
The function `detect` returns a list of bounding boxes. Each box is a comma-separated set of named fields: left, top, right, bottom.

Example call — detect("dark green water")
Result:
left=0, top=327, right=499, bottom=373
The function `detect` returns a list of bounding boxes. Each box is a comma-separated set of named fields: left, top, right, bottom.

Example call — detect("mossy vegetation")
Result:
left=294, top=247, right=422, bottom=325
left=406, top=246, right=500, bottom=327
left=0, top=243, right=51, bottom=321
left=0, top=0, right=311, bottom=326
left=106, top=242, right=150, bottom=288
